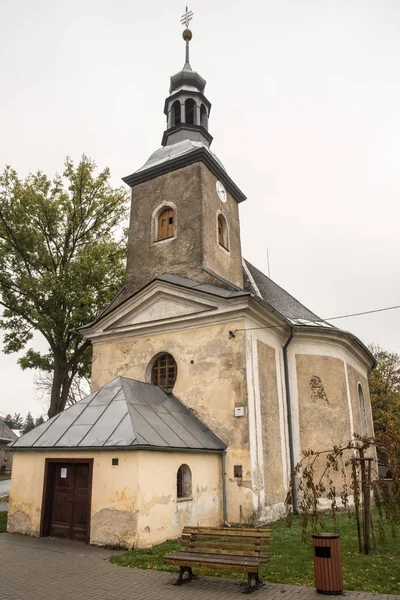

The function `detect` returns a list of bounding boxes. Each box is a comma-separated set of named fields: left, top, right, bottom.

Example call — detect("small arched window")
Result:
left=358, top=383, right=367, bottom=436
left=171, top=100, right=181, bottom=126
left=151, top=353, right=177, bottom=388
left=177, top=464, right=192, bottom=499
left=217, top=214, right=229, bottom=250
left=185, top=98, right=196, bottom=125
left=157, top=208, right=174, bottom=241
left=200, top=104, right=208, bottom=130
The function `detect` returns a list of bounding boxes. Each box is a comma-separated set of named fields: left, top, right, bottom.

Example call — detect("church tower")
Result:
left=123, top=12, right=246, bottom=294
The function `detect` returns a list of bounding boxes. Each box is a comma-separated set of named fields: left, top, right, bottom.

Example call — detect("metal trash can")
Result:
left=312, top=533, right=343, bottom=595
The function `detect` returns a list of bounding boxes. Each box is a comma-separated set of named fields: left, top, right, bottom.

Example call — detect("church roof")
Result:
left=243, top=259, right=334, bottom=327
left=10, top=377, right=226, bottom=452
left=123, top=141, right=247, bottom=204
left=0, top=418, right=18, bottom=443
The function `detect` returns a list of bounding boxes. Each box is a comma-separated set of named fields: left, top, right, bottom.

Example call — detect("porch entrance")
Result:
left=41, top=459, right=93, bottom=542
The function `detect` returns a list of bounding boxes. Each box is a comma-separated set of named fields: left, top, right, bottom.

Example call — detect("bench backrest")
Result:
left=181, top=526, right=271, bottom=561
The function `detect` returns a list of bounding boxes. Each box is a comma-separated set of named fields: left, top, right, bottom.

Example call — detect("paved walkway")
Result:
left=0, top=478, right=10, bottom=496
left=0, top=533, right=399, bottom=600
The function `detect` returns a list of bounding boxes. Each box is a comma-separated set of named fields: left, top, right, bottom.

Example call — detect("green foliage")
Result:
left=22, top=411, right=35, bottom=434
left=368, top=344, right=400, bottom=437
left=0, top=156, right=128, bottom=417
left=110, top=513, right=400, bottom=594
left=0, top=511, right=7, bottom=533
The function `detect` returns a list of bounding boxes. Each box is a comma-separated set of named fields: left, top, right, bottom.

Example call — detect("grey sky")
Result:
left=0, top=0, right=399, bottom=417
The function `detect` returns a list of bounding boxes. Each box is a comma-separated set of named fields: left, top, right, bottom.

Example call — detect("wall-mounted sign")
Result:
left=60, top=468, right=67, bottom=479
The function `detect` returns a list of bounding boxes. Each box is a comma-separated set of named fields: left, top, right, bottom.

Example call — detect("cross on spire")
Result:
left=180, top=6, right=194, bottom=71
left=180, top=6, right=194, bottom=29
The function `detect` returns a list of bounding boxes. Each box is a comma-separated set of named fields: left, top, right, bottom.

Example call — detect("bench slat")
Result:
left=164, top=554, right=263, bottom=572
left=182, top=527, right=271, bottom=538
left=181, top=542, right=269, bottom=554
left=179, top=547, right=270, bottom=558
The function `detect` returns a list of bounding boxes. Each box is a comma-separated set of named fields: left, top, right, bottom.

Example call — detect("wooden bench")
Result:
left=164, top=526, right=271, bottom=594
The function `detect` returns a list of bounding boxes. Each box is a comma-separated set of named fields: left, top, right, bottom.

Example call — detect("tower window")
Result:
left=172, top=100, right=181, bottom=126
left=177, top=464, right=192, bottom=499
left=151, top=353, right=177, bottom=388
left=157, top=208, right=174, bottom=241
left=185, top=98, right=196, bottom=125
left=217, top=214, right=229, bottom=250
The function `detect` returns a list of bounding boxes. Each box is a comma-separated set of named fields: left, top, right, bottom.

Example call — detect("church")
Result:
left=7, top=14, right=375, bottom=549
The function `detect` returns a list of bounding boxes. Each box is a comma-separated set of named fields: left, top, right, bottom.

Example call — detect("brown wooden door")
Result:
left=49, top=463, right=91, bottom=541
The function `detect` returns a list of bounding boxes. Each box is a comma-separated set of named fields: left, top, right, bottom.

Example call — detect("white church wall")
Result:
left=244, top=320, right=289, bottom=524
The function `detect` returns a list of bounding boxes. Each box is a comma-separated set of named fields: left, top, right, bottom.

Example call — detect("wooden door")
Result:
left=47, top=462, right=91, bottom=541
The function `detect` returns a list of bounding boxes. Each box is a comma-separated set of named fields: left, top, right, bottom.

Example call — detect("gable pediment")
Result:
left=109, top=292, right=216, bottom=330
left=80, top=278, right=250, bottom=342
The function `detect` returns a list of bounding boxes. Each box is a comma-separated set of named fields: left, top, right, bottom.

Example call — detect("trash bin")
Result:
left=312, top=533, right=343, bottom=595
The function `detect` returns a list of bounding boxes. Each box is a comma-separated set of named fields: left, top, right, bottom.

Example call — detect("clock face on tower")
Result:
left=216, top=180, right=227, bottom=203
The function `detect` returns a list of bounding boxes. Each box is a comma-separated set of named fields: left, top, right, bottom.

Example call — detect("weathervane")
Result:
left=180, top=6, right=194, bottom=70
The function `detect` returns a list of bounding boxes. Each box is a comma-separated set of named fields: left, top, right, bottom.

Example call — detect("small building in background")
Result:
left=0, top=418, right=18, bottom=475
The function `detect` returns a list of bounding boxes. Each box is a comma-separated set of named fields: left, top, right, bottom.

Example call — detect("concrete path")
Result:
left=0, top=478, right=10, bottom=497
left=0, top=532, right=399, bottom=600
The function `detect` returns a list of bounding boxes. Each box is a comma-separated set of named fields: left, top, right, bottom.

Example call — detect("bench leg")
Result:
left=242, top=572, right=264, bottom=594
left=174, top=566, right=197, bottom=586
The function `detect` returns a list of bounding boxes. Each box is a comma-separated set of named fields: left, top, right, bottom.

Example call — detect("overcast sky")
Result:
left=0, top=0, right=399, bottom=418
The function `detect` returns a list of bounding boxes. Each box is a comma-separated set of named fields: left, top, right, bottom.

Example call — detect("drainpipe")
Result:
left=283, top=327, right=298, bottom=512
left=221, top=450, right=230, bottom=526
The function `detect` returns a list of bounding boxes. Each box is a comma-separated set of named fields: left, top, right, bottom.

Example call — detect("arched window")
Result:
left=171, top=100, right=181, bottom=126
left=177, top=464, right=192, bottom=499
left=358, top=384, right=367, bottom=436
left=185, top=98, right=196, bottom=125
left=200, top=104, right=208, bottom=130
left=151, top=353, right=177, bottom=388
left=157, top=208, right=174, bottom=241
left=217, top=214, right=229, bottom=250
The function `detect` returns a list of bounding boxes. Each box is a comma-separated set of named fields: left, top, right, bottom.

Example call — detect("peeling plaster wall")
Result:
left=7, top=452, right=45, bottom=535
left=257, top=341, right=285, bottom=506
left=125, top=162, right=243, bottom=293
left=135, top=451, right=222, bottom=547
left=91, top=319, right=254, bottom=524
left=7, top=449, right=223, bottom=549
left=287, top=337, right=375, bottom=493
left=244, top=324, right=289, bottom=524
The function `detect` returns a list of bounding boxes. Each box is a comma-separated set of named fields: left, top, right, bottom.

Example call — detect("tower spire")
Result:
left=180, top=6, right=194, bottom=71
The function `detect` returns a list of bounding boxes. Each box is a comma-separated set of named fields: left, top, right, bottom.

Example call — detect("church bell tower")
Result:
left=123, top=8, right=247, bottom=294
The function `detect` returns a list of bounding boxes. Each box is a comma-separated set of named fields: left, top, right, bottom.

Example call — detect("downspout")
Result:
left=221, top=450, right=230, bottom=526
left=283, top=327, right=298, bottom=512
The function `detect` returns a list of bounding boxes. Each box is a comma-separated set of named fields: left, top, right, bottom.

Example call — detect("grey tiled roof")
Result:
left=0, top=419, right=18, bottom=443
left=11, top=377, right=226, bottom=452
left=243, top=259, right=333, bottom=326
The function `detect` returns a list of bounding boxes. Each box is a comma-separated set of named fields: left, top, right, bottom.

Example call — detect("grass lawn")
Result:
left=110, top=512, right=400, bottom=594
left=0, top=511, right=7, bottom=533
left=0, top=474, right=11, bottom=480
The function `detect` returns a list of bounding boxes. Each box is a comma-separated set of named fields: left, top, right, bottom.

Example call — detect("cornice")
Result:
left=122, top=146, right=247, bottom=204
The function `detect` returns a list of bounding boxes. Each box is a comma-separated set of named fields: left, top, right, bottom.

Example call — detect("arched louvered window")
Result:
left=151, top=353, right=177, bottom=388
left=218, top=214, right=229, bottom=250
left=200, top=104, right=208, bottom=129
left=157, top=208, right=174, bottom=241
left=185, top=98, right=196, bottom=125
left=172, top=100, right=181, bottom=126
left=177, top=464, right=192, bottom=499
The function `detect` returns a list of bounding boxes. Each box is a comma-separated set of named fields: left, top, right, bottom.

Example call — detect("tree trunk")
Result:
left=48, top=354, right=71, bottom=419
